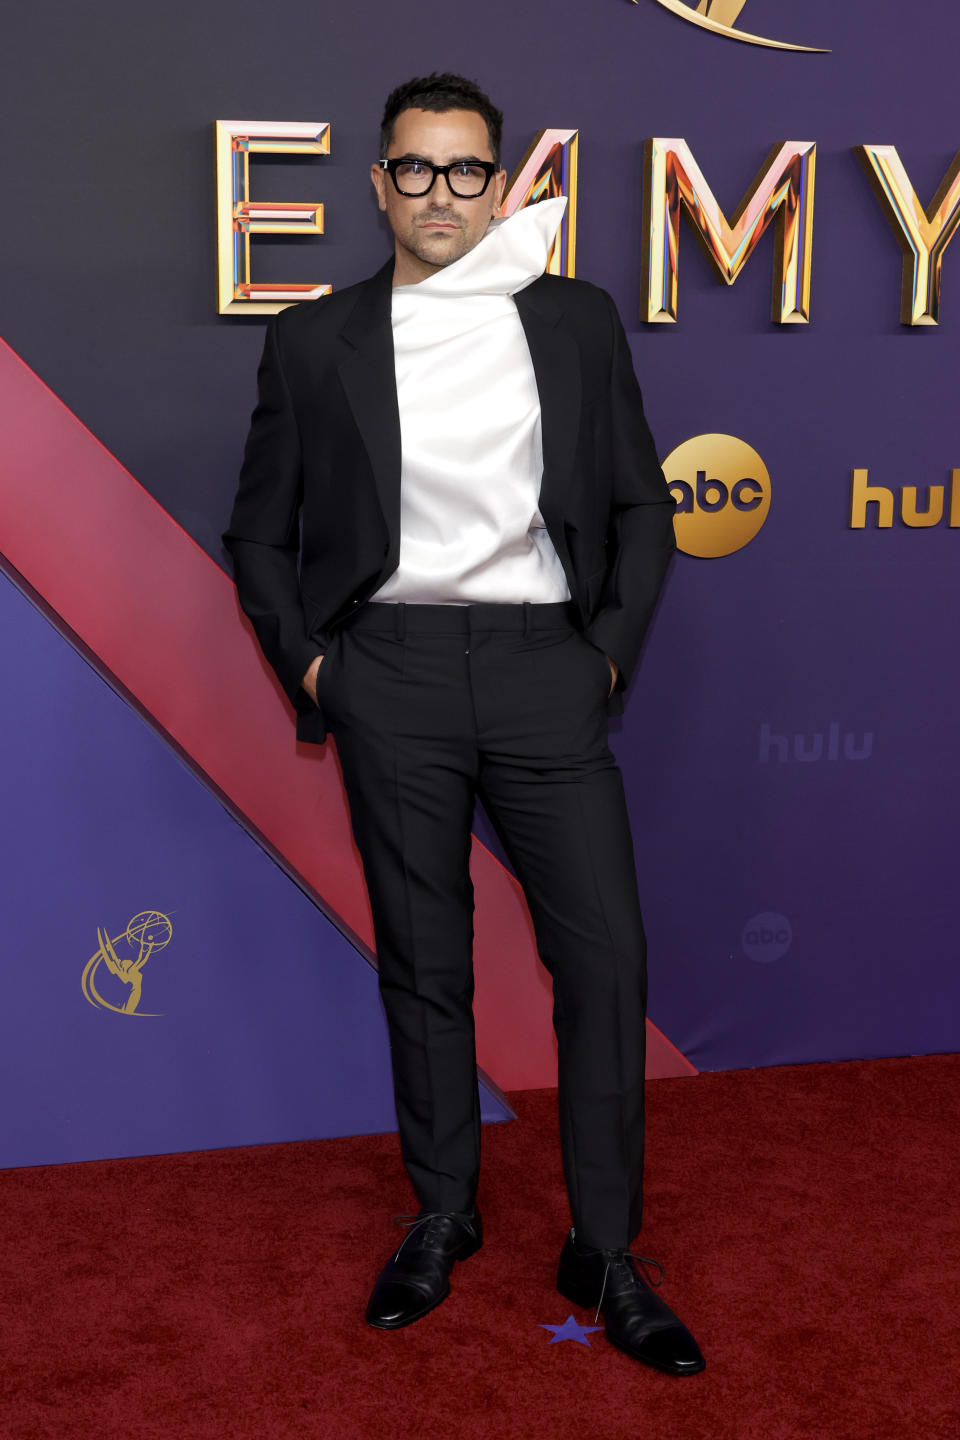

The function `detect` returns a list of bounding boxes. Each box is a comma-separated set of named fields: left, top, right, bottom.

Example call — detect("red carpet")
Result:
left=2, top=1055, right=958, bottom=1440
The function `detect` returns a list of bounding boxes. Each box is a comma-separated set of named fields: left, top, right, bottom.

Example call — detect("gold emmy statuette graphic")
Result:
left=663, top=434, right=771, bottom=557
left=636, top=0, right=829, bottom=53
left=81, top=911, right=173, bottom=1016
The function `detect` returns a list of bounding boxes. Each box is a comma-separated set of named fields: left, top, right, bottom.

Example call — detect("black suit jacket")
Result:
left=223, top=257, right=676, bottom=745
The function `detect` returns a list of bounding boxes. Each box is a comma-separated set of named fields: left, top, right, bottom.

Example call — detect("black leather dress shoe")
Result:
left=365, top=1207, right=483, bottom=1330
left=557, top=1229, right=705, bottom=1376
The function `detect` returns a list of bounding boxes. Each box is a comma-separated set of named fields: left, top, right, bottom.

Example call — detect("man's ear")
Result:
left=370, top=162, right=388, bottom=212
left=493, top=168, right=508, bottom=215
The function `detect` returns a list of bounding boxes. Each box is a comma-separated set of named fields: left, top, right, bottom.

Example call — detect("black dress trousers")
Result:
left=319, top=599, right=648, bottom=1250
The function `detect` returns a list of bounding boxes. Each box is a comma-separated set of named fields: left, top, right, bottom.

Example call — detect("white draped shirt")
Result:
left=370, top=197, right=571, bottom=606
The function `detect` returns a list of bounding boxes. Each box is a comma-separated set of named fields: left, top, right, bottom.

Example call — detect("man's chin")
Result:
left=409, top=233, right=473, bottom=268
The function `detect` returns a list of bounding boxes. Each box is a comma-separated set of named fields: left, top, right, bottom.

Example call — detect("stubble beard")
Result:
left=403, top=207, right=481, bottom=270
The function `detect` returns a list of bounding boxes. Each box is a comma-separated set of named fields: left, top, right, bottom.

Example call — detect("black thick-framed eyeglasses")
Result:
left=378, top=157, right=499, bottom=199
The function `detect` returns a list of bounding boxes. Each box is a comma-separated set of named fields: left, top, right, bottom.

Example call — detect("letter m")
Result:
left=501, top=129, right=579, bottom=276
left=642, top=139, right=816, bottom=324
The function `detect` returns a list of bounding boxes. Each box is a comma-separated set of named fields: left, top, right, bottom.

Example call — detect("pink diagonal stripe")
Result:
left=0, top=335, right=696, bottom=1084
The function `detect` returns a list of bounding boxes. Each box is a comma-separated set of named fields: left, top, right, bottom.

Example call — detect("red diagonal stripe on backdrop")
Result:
left=0, top=336, right=696, bottom=1085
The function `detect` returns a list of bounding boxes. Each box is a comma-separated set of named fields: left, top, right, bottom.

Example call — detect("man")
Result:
left=223, top=73, right=704, bottom=1378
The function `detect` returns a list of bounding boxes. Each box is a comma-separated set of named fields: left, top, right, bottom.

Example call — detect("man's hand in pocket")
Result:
left=302, top=654, right=324, bottom=705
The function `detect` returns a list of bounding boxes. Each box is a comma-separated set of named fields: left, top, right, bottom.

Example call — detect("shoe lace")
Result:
left=593, top=1249, right=664, bottom=1324
left=390, top=1209, right=475, bottom=1261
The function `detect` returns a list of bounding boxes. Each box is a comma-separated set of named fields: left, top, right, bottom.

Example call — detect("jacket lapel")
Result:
left=336, top=259, right=402, bottom=559
left=514, top=278, right=582, bottom=523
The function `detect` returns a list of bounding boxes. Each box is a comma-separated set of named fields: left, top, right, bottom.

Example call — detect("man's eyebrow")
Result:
left=392, top=153, right=489, bottom=164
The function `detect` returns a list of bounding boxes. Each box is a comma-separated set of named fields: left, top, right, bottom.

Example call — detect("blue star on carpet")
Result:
left=539, top=1314, right=604, bottom=1346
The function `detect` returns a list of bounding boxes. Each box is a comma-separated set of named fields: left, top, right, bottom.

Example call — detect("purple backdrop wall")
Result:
left=1, top=0, right=957, bottom=1159
left=0, top=568, right=509, bottom=1168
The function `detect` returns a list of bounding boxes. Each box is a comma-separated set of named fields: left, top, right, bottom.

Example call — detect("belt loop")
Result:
left=396, top=602, right=406, bottom=642
left=523, top=601, right=532, bottom=640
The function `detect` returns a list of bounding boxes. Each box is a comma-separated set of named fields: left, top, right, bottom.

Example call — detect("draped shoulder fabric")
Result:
left=370, top=198, right=572, bottom=606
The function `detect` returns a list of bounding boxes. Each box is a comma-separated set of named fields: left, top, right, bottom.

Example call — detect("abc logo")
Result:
left=662, top=433, right=771, bottom=557
left=741, top=912, right=793, bottom=964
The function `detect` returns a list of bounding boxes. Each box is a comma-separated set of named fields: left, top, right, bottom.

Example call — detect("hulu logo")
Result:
left=758, top=723, right=873, bottom=764
left=850, top=469, right=960, bottom=529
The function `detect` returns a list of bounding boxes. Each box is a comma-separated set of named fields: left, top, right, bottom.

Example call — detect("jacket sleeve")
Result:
left=583, top=288, right=677, bottom=692
left=221, top=316, right=323, bottom=710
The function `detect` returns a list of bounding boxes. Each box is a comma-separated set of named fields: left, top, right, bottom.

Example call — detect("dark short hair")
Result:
left=379, top=73, right=503, bottom=167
